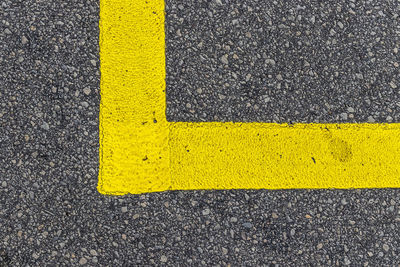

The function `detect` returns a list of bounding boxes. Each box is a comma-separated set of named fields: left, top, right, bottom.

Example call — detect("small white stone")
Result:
left=265, top=58, right=275, bottom=65
left=41, top=122, right=50, bottom=130
left=79, top=257, right=87, bottom=265
left=220, top=54, right=229, bottom=65
left=290, top=229, right=296, bottom=236
left=383, top=244, right=389, bottom=251
left=22, top=36, right=28, bottom=44
left=202, top=208, right=210, bottom=215
left=160, top=255, right=167, bottom=263
left=367, top=116, right=375, bottom=123
left=83, top=87, right=91, bottom=95
left=389, top=81, right=397, bottom=89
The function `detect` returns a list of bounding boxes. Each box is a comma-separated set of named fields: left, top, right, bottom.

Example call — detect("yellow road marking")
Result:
left=98, top=0, right=400, bottom=195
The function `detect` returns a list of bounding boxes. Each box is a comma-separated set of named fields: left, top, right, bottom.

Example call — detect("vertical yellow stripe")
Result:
left=98, top=0, right=170, bottom=194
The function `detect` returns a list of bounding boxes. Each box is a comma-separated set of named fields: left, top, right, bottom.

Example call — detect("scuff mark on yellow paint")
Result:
left=329, top=137, right=353, bottom=163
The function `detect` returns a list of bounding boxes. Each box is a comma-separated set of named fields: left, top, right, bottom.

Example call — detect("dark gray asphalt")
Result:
left=1, top=0, right=400, bottom=266
left=166, top=0, right=400, bottom=123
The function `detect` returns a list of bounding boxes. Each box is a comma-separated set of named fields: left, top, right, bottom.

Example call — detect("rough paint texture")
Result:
left=99, top=0, right=400, bottom=195
left=99, top=0, right=170, bottom=194
left=169, top=123, right=400, bottom=190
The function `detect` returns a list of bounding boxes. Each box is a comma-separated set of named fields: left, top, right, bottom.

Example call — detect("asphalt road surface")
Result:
left=1, top=0, right=400, bottom=266
left=166, top=0, right=400, bottom=123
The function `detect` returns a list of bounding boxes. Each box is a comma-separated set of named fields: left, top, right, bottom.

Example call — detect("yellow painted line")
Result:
left=98, top=0, right=400, bottom=195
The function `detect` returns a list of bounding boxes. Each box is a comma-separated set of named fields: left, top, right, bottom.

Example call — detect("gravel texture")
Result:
left=1, top=0, right=400, bottom=266
left=166, top=0, right=400, bottom=122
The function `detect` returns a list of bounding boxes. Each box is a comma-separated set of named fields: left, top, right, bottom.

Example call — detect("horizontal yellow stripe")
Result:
left=98, top=0, right=400, bottom=195
left=170, top=123, right=400, bottom=190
